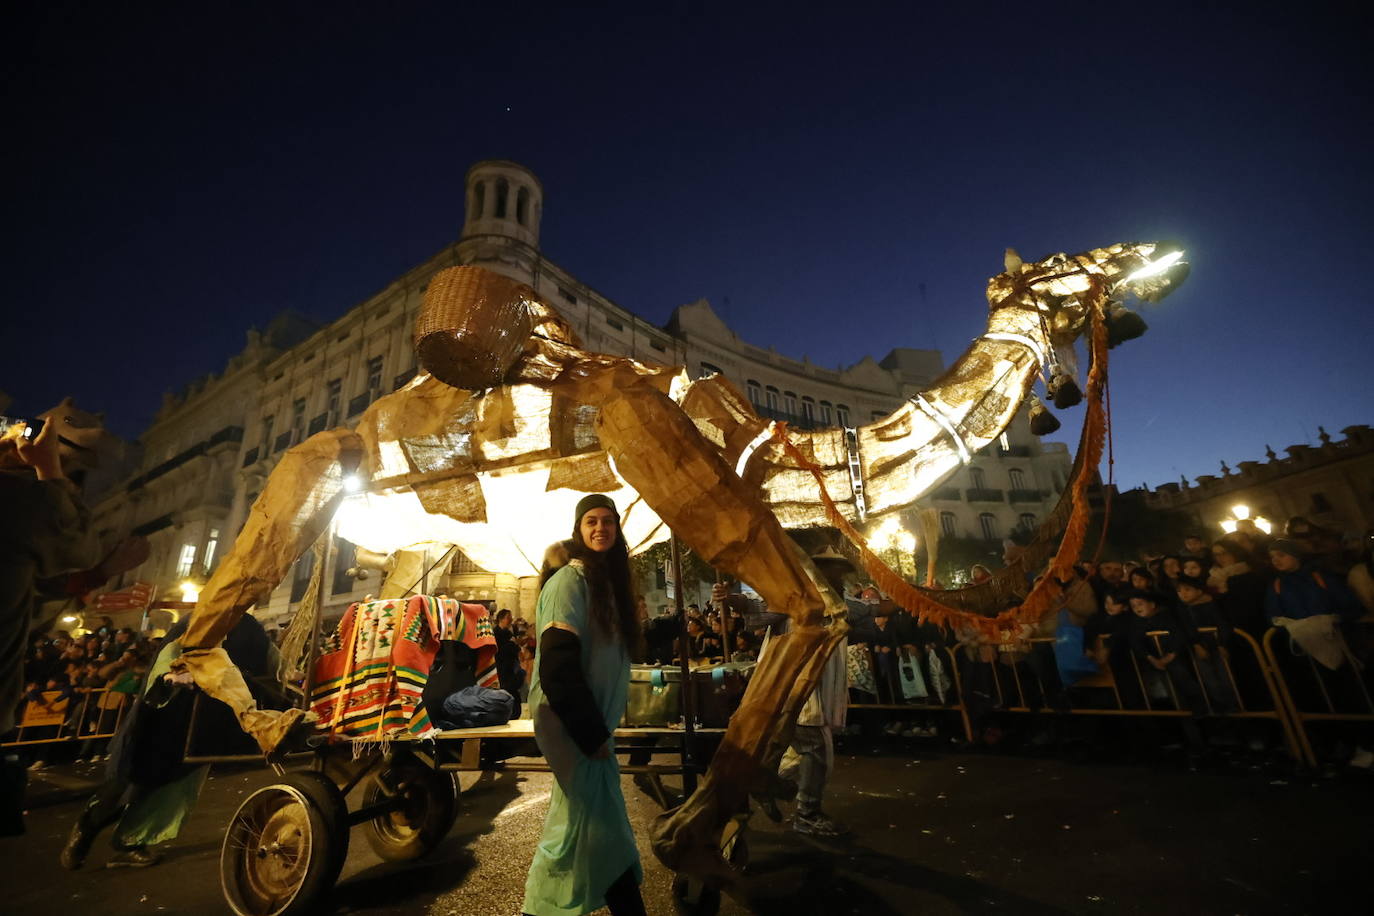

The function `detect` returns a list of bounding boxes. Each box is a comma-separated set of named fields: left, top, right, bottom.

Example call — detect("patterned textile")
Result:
left=435, top=599, right=499, bottom=688
left=846, top=643, right=876, bottom=695
left=310, top=596, right=441, bottom=740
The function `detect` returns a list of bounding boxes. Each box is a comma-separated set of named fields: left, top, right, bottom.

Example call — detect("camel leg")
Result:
left=593, top=385, right=847, bottom=876
left=174, top=428, right=364, bottom=753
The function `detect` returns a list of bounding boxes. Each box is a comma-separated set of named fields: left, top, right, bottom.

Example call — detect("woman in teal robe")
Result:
left=523, top=494, right=644, bottom=916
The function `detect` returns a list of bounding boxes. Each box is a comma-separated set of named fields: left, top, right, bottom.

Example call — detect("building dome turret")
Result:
left=461, top=160, right=542, bottom=249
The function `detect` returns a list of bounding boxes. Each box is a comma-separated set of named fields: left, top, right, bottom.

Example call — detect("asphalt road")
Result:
left=4, top=738, right=1370, bottom=916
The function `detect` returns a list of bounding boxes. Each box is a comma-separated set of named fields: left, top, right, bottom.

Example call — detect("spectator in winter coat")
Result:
left=1208, top=538, right=1269, bottom=637
left=1128, top=590, right=1206, bottom=712
left=1264, top=540, right=1361, bottom=624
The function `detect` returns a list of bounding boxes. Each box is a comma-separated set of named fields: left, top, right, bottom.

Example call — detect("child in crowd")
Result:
left=1128, top=590, right=1206, bottom=713
left=1174, top=576, right=1239, bottom=713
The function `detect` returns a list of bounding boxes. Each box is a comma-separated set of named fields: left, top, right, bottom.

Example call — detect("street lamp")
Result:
left=1219, top=503, right=1272, bottom=535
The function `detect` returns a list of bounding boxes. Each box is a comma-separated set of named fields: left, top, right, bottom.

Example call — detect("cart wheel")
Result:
left=220, top=772, right=349, bottom=916
left=362, top=760, right=458, bottom=861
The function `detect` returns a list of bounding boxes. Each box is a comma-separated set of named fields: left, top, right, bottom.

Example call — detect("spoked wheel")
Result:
left=220, top=772, right=349, bottom=916
left=362, top=759, right=459, bottom=861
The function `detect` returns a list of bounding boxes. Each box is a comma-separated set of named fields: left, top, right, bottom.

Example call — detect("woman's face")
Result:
left=1162, top=557, right=1181, bottom=577
left=1182, top=559, right=1203, bottom=578
left=1212, top=546, right=1234, bottom=566
left=579, top=507, right=618, bottom=553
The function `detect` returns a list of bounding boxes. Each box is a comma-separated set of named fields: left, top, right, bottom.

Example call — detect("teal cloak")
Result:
left=523, top=562, right=641, bottom=916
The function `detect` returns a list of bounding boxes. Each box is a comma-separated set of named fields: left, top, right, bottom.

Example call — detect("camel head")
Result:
left=988, top=241, right=1190, bottom=434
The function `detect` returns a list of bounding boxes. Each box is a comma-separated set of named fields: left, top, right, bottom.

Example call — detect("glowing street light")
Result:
left=181, top=581, right=201, bottom=603
left=343, top=475, right=362, bottom=493
left=1219, top=504, right=1271, bottom=535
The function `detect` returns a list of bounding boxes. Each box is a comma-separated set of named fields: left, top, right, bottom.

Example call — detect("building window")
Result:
left=494, top=178, right=509, bottom=219
left=765, top=386, right=780, bottom=412
left=472, top=181, right=485, bottom=219
left=979, top=513, right=999, bottom=541
left=836, top=404, right=850, bottom=427
left=940, top=511, right=957, bottom=537
left=747, top=380, right=762, bottom=406
left=259, top=415, right=274, bottom=451
left=605, top=315, right=624, bottom=331
left=820, top=401, right=833, bottom=425
left=326, top=379, right=342, bottom=426
left=783, top=392, right=797, bottom=417
left=203, top=529, right=220, bottom=575
left=1009, top=468, right=1025, bottom=490
left=700, top=362, right=724, bottom=378
left=558, top=287, right=577, bottom=304
left=516, top=186, right=530, bottom=225
left=290, top=551, right=314, bottom=604
left=366, top=356, right=383, bottom=397
left=175, top=543, right=197, bottom=578
left=291, top=398, right=306, bottom=445
left=969, top=467, right=986, bottom=489
left=801, top=397, right=816, bottom=424
left=1019, top=513, right=1037, bottom=531
left=332, top=537, right=357, bottom=595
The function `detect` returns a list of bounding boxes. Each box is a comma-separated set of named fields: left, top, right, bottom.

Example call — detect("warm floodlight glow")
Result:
left=62, top=615, right=78, bottom=624
left=180, top=581, right=201, bottom=603
left=1220, top=519, right=1238, bottom=533
left=1231, top=504, right=1250, bottom=520
left=1124, top=249, right=1185, bottom=282
left=343, top=475, right=362, bottom=493
left=1254, top=516, right=1272, bottom=535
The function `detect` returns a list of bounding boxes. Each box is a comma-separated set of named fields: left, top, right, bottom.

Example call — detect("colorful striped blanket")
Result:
left=436, top=599, right=499, bottom=688
left=310, top=596, right=442, bottom=741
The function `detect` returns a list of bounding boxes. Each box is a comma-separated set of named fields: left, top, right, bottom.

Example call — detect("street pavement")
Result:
left=3, top=738, right=1369, bottom=916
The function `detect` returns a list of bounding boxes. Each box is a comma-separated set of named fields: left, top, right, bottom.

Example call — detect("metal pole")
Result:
left=669, top=534, right=697, bottom=796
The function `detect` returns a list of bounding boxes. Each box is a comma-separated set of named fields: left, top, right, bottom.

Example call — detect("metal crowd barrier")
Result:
left=3, top=685, right=135, bottom=748
left=843, top=627, right=1313, bottom=763
left=846, top=643, right=974, bottom=743
left=1261, top=626, right=1374, bottom=768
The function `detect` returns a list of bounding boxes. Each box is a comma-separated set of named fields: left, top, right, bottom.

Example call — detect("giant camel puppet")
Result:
left=172, top=240, right=1188, bottom=876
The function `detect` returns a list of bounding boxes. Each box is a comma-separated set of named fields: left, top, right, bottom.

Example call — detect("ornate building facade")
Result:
left=90, top=160, right=1071, bottom=626
left=1134, top=425, right=1374, bottom=536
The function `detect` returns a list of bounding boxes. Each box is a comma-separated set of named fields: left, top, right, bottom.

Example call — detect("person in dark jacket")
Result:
left=1264, top=540, right=1361, bottom=624
left=1128, top=590, right=1206, bottom=714
left=1208, top=538, right=1269, bottom=637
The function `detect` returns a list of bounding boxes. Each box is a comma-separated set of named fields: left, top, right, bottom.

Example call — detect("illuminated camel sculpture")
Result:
left=174, top=241, right=1187, bottom=876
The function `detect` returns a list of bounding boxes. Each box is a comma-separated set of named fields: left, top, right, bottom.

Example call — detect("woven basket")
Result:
left=414, top=266, right=535, bottom=390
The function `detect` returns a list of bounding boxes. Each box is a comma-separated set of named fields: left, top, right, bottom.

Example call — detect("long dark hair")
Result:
left=538, top=529, right=639, bottom=647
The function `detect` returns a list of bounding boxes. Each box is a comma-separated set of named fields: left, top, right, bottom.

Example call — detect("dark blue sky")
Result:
left=7, top=1, right=1370, bottom=490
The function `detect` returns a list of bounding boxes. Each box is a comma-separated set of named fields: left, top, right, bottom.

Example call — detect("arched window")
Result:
left=836, top=404, right=850, bottom=427
left=747, top=380, right=762, bottom=406
left=700, top=362, right=724, bottom=379
left=969, top=466, right=986, bottom=489
left=979, top=513, right=998, bottom=541
left=940, top=511, right=957, bottom=537
left=1009, top=468, right=1026, bottom=490
left=819, top=401, right=833, bottom=425
left=801, top=397, right=816, bottom=424
left=1019, top=513, right=1037, bottom=530
left=472, top=181, right=485, bottom=220
left=516, top=186, right=530, bottom=225
left=495, top=178, right=509, bottom=219
left=783, top=391, right=797, bottom=417
left=765, top=386, right=780, bottom=411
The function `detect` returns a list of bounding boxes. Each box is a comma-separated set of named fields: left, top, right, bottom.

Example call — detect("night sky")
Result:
left=7, top=2, right=1370, bottom=490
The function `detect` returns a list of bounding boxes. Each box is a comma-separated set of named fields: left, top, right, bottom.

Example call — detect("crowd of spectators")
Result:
left=14, top=618, right=161, bottom=767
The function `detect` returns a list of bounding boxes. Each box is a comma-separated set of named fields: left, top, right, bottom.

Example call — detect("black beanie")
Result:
left=574, top=493, right=618, bottom=526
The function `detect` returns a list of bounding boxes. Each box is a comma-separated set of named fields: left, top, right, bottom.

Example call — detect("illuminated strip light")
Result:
left=735, top=422, right=777, bottom=477
left=983, top=331, right=1047, bottom=369
left=913, top=394, right=972, bottom=465
left=843, top=427, right=867, bottom=522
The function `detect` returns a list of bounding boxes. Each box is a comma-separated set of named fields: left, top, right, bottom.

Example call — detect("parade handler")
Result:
left=523, top=494, right=645, bottom=916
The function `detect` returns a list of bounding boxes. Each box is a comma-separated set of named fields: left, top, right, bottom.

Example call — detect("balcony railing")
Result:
left=307, top=413, right=328, bottom=436
left=273, top=431, right=294, bottom=454
left=932, top=487, right=961, bottom=501
left=1008, top=488, right=1046, bottom=503
left=998, top=445, right=1032, bottom=458
left=965, top=488, right=1005, bottom=502
left=754, top=405, right=823, bottom=430
left=240, top=446, right=260, bottom=468
left=347, top=392, right=371, bottom=417
left=125, top=426, right=243, bottom=492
